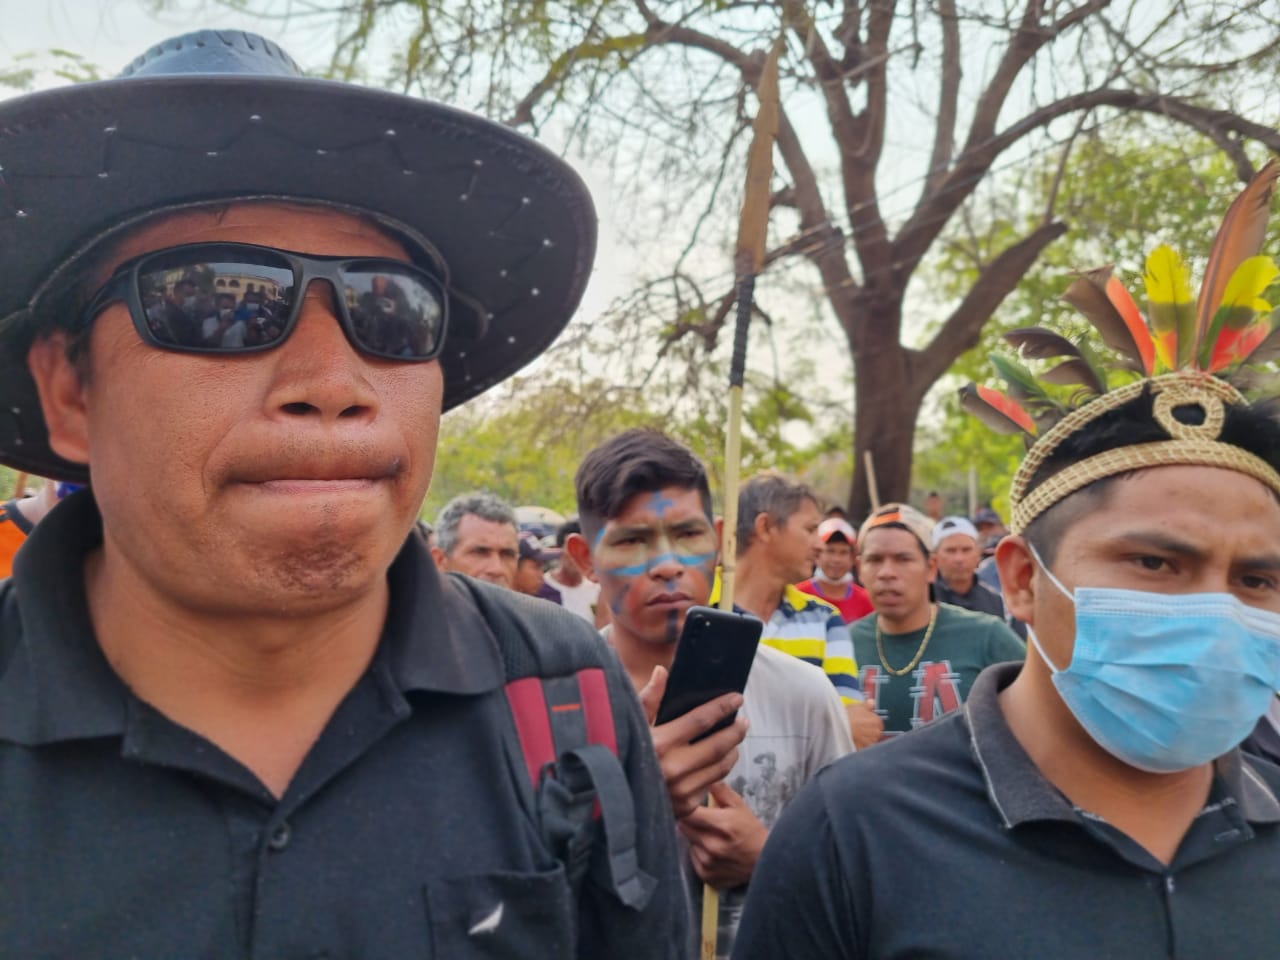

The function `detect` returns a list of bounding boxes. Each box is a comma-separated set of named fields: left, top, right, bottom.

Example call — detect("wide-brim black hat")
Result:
left=0, top=30, right=596, bottom=481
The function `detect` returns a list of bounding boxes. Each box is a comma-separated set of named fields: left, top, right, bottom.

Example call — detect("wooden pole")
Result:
left=863, top=452, right=880, bottom=512
left=704, top=33, right=782, bottom=960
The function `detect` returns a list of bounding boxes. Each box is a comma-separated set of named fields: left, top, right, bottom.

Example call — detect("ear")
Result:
left=713, top=515, right=725, bottom=565
left=925, top=550, right=938, bottom=583
left=430, top=545, right=449, bottom=571
left=996, top=535, right=1036, bottom=625
left=751, top=510, right=772, bottom=544
left=565, top=532, right=597, bottom=583
left=27, top=333, right=90, bottom=465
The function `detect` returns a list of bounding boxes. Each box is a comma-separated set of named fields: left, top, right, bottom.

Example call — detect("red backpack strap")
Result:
left=505, top=676, right=557, bottom=789
left=504, top=667, right=618, bottom=793
left=577, top=667, right=618, bottom=756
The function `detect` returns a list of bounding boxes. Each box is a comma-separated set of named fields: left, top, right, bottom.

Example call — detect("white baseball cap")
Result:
left=931, top=515, right=980, bottom=550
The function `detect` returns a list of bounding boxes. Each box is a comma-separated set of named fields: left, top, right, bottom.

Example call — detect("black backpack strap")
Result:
left=559, top=743, right=658, bottom=910
left=448, top=574, right=654, bottom=911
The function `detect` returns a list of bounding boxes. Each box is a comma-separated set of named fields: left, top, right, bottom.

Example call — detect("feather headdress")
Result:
left=962, top=158, right=1280, bottom=534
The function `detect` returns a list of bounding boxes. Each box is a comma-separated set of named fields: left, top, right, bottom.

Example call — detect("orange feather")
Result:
left=1104, top=275, right=1155, bottom=374
left=975, top=384, right=1036, bottom=435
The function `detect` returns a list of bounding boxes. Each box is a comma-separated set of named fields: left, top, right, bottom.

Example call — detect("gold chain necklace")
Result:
left=875, top=604, right=938, bottom=677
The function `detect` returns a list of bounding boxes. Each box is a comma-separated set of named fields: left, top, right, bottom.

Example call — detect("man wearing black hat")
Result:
left=0, top=31, right=686, bottom=958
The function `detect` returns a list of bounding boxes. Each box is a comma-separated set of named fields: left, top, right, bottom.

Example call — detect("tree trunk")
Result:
left=846, top=302, right=925, bottom=521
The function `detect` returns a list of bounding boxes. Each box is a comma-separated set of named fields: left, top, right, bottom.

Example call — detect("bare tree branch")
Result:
left=921, top=0, right=962, bottom=200
left=896, top=86, right=1279, bottom=275
left=916, top=218, right=1069, bottom=385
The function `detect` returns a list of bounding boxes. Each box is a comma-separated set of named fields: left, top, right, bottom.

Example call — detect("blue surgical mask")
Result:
left=1027, top=543, right=1280, bottom=773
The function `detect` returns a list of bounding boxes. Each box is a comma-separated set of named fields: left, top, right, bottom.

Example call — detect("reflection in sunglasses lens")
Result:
left=134, top=248, right=445, bottom=359
left=343, top=267, right=444, bottom=359
left=139, top=255, right=293, bottom=351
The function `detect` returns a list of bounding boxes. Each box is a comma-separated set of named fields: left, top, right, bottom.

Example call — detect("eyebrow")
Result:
left=608, top=518, right=709, bottom=538
left=1106, top=531, right=1280, bottom=571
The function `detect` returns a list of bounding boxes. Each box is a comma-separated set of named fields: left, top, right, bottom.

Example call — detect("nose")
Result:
left=874, top=562, right=899, bottom=583
left=480, top=555, right=515, bottom=587
left=265, top=281, right=379, bottom=422
left=648, top=535, right=684, bottom=581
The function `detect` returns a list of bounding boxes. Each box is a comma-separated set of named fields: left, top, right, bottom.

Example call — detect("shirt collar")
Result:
left=964, top=662, right=1280, bottom=827
left=0, top=494, right=504, bottom=747
left=780, top=582, right=822, bottom=614
left=382, top=532, right=506, bottom=696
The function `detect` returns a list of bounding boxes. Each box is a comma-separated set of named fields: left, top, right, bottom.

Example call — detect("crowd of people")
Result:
left=1, top=26, right=1278, bottom=960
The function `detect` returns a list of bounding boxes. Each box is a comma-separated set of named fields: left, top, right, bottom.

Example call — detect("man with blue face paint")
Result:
left=567, top=428, right=852, bottom=960
left=732, top=169, right=1280, bottom=959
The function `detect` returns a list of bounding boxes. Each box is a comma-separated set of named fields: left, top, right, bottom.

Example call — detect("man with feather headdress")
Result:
left=731, top=161, right=1280, bottom=959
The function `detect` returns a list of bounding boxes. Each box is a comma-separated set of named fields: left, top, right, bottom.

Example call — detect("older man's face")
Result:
left=30, top=201, right=443, bottom=613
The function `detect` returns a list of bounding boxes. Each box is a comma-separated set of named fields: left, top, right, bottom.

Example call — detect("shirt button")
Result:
left=267, top=822, right=292, bottom=852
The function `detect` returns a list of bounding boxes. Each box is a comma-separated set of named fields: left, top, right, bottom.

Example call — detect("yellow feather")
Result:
left=1218, top=255, right=1278, bottom=323
left=1144, top=244, right=1195, bottom=369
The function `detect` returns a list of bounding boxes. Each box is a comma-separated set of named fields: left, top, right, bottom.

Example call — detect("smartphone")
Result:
left=654, top=605, right=763, bottom=741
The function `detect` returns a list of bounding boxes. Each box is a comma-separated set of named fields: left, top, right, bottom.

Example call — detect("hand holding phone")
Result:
left=642, top=670, right=746, bottom=819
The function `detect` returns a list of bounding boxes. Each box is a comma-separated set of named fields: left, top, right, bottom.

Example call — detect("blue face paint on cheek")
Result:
left=604, top=561, right=651, bottom=578
left=675, top=551, right=717, bottom=567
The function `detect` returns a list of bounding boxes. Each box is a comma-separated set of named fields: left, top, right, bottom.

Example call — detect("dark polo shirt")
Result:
left=733, top=662, right=1280, bottom=959
left=0, top=494, right=688, bottom=959
left=933, top=574, right=1005, bottom=620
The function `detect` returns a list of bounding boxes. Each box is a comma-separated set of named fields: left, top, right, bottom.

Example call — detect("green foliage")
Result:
left=0, top=468, right=26, bottom=500
left=420, top=373, right=844, bottom=520
left=0, top=55, right=36, bottom=92
left=0, top=49, right=103, bottom=91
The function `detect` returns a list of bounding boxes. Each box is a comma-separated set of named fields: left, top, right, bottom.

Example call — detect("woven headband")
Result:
left=1008, top=373, right=1280, bottom=533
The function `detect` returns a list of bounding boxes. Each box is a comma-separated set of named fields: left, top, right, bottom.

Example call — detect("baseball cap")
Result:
left=518, top=533, right=550, bottom=564
left=973, top=507, right=1002, bottom=527
left=858, top=503, right=934, bottom=554
left=931, top=516, right=979, bottom=550
left=818, top=518, right=857, bottom=544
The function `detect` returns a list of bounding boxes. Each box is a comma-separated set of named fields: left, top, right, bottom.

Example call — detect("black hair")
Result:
left=555, top=519, right=581, bottom=548
left=1024, top=384, right=1280, bottom=565
left=575, top=429, right=713, bottom=544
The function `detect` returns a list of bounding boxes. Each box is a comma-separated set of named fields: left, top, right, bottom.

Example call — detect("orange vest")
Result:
left=0, top=502, right=29, bottom=578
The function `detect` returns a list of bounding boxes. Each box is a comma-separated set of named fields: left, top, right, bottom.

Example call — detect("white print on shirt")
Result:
left=861, top=659, right=963, bottom=736
left=729, top=751, right=803, bottom=830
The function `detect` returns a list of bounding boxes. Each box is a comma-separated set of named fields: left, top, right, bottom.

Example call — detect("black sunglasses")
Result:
left=82, top=242, right=449, bottom=362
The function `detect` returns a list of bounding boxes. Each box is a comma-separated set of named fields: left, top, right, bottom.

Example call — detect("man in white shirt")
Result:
left=566, top=428, right=852, bottom=960
left=546, top=519, right=602, bottom=624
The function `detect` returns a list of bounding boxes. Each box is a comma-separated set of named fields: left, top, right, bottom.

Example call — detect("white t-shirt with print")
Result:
left=696, top=644, right=854, bottom=958
left=546, top=573, right=599, bottom=624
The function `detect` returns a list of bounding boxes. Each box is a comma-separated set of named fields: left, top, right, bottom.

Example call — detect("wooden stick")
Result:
left=863, top=451, right=880, bottom=511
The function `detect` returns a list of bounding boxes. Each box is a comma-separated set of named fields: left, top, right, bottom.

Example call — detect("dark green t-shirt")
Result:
left=852, top=602, right=1024, bottom=736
